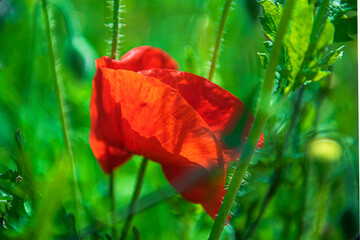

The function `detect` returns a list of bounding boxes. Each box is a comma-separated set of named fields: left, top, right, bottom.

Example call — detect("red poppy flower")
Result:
left=89, top=46, right=264, bottom=220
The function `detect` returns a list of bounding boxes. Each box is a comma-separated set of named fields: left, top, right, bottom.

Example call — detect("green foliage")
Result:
left=258, top=0, right=349, bottom=93
left=0, top=0, right=358, bottom=239
left=285, top=0, right=314, bottom=86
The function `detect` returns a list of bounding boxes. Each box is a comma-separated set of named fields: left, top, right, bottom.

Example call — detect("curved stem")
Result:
left=111, top=0, right=121, bottom=59
left=208, top=0, right=297, bottom=239
left=41, top=0, right=75, bottom=173
left=208, top=0, right=232, bottom=82
left=40, top=0, right=79, bottom=221
left=120, top=158, right=148, bottom=240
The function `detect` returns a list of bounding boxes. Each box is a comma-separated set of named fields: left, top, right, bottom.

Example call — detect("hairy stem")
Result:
left=120, top=158, right=148, bottom=240
left=111, top=0, right=121, bottom=59
left=208, top=0, right=232, bottom=82
left=108, top=1, right=122, bottom=235
left=40, top=0, right=79, bottom=221
left=208, top=0, right=297, bottom=239
left=108, top=1, right=122, bottom=236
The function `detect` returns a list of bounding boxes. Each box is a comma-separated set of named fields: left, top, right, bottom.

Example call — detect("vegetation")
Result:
left=0, top=0, right=358, bottom=239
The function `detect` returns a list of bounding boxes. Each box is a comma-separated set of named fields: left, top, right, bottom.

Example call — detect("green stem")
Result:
left=244, top=86, right=305, bottom=240
left=110, top=171, right=116, bottom=238
left=208, top=0, right=232, bottom=82
left=111, top=0, right=121, bottom=59
left=40, top=0, right=79, bottom=211
left=208, top=0, right=297, bottom=239
left=79, top=185, right=178, bottom=238
left=120, top=158, right=148, bottom=240
left=108, top=1, right=121, bottom=236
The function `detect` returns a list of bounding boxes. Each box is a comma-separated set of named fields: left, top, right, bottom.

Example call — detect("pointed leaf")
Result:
left=319, top=46, right=345, bottom=67
left=311, top=70, right=331, bottom=82
left=285, top=0, right=315, bottom=83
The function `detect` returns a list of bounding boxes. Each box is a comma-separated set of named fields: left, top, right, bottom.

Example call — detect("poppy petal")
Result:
left=201, top=188, right=230, bottom=223
left=119, top=46, right=179, bottom=71
left=89, top=133, right=132, bottom=174
left=90, top=60, right=133, bottom=173
left=138, top=69, right=264, bottom=163
left=90, top=67, right=226, bottom=206
left=94, top=47, right=178, bottom=73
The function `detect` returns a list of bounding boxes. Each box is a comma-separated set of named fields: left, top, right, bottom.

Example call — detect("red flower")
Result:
left=89, top=46, right=264, bottom=220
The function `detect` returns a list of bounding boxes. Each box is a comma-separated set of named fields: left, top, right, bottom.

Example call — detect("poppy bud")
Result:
left=307, top=138, right=342, bottom=163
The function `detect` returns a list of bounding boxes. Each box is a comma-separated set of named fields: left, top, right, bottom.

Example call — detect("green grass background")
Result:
left=0, top=0, right=358, bottom=239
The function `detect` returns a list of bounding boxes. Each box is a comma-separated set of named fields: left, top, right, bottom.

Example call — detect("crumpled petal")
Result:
left=89, top=59, right=133, bottom=173
left=90, top=67, right=226, bottom=211
left=90, top=46, right=179, bottom=173
left=120, top=46, right=179, bottom=71
left=95, top=46, right=179, bottom=72
left=89, top=133, right=132, bottom=174
left=139, top=69, right=264, bottom=163
left=90, top=46, right=264, bottom=222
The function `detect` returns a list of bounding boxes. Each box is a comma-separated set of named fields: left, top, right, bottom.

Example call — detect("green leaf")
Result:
left=319, top=46, right=345, bottom=68
left=311, top=70, right=331, bottom=82
left=259, top=0, right=283, bottom=41
left=314, top=20, right=336, bottom=57
left=285, top=0, right=315, bottom=84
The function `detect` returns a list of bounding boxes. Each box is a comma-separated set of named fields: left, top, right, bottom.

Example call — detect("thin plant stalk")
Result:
left=208, top=0, right=297, bottom=238
left=120, top=158, right=148, bottom=240
left=40, top=0, right=80, bottom=223
left=208, top=0, right=232, bottom=82
left=79, top=185, right=178, bottom=239
left=108, top=0, right=122, bottom=235
left=111, top=0, right=121, bottom=59
left=244, top=86, right=305, bottom=240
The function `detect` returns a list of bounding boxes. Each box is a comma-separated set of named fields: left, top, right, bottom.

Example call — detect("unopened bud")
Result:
left=307, top=138, right=342, bottom=163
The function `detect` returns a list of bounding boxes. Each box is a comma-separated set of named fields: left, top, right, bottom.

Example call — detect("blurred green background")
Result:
left=0, top=0, right=358, bottom=239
